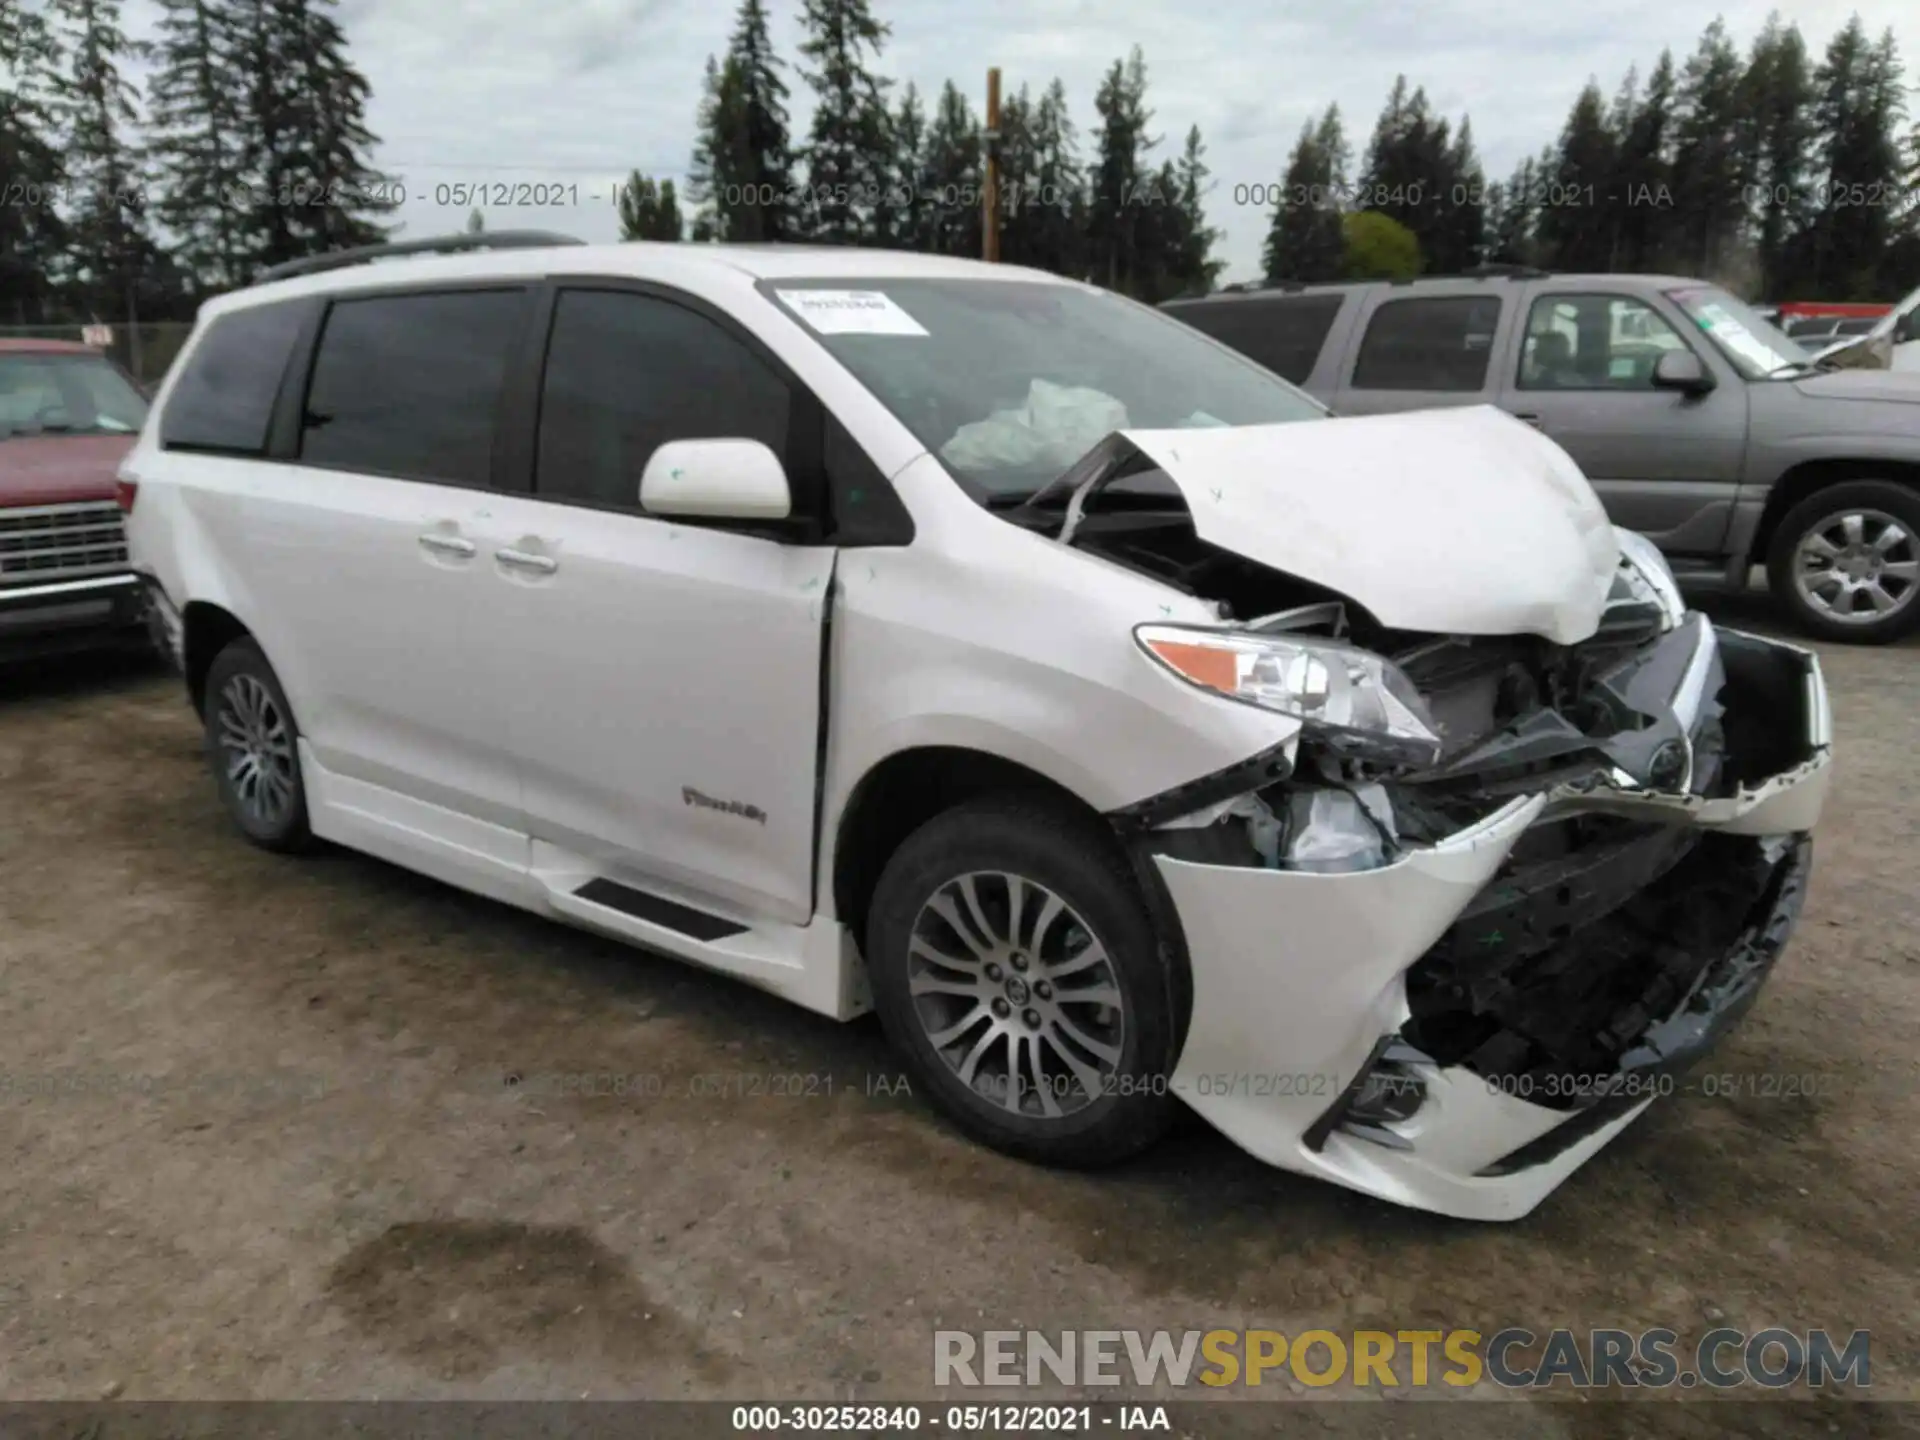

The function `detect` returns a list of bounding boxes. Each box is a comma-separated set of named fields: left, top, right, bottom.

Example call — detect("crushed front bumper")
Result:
left=1147, top=625, right=1831, bottom=1222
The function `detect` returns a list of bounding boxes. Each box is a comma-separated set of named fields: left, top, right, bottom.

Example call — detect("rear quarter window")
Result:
left=1159, top=293, right=1344, bottom=385
left=1351, top=295, right=1503, bottom=393
left=159, top=300, right=312, bottom=455
left=1164, top=294, right=1345, bottom=385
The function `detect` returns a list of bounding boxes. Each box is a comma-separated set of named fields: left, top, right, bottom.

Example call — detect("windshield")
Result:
left=0, top=352, right=148, bottom=439
left=1665, top=287, right=1809, bottom=379
left=762, top=277, right=1326, bottom=496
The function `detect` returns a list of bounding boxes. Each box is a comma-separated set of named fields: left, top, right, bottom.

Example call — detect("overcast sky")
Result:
left=121, top=0, right=1915, bottom=281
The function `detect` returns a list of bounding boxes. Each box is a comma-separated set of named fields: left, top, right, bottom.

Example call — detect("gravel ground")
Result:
left=0, top=591, right=1915, bottom=1437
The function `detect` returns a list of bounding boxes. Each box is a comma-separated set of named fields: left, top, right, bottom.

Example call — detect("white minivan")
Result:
left=125, top=233, right=1832, bottom=1221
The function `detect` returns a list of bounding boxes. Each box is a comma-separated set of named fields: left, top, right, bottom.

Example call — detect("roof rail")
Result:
left=1201, top=278, right=1313, bottom=297
left=1460, top=262, right=1551, bottom=280
left=255, top=230, right=587, bottom=286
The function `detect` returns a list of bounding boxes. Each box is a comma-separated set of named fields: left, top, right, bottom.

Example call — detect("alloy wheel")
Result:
left=1792, top=508, right=1918, bottom=626
left=215, top=673, right=297, bottom=827
left=906, top=871, right=1126, bottom=1119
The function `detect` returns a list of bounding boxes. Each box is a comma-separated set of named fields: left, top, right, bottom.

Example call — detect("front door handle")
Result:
left=1511, top=412, right=1546, bottom=428
left=496, top=547, right=558, bottom=575
left=418, top=532, right=476, bottom=558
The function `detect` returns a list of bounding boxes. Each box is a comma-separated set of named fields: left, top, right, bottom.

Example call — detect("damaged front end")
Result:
left=1122, top=594, right=1832, bottom=1221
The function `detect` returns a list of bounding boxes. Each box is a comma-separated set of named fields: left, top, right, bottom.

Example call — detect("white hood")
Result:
left=1117, top=406, right=1620, bottom=645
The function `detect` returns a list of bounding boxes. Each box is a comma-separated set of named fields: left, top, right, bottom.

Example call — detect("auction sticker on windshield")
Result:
left=775, top=289, right=929, bottom=336
left=1688, top=300, right=1782, bottom=374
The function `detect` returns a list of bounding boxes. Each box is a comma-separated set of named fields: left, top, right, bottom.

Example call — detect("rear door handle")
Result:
left=1512, top=412, right=1546, bottom=428
left=496, top=547, right=558, bottom=575
left=418, top=532, right=476, bottom=558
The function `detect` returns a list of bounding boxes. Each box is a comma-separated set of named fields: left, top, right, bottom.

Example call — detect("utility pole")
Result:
left=982, top=67, right=1001, bottom=262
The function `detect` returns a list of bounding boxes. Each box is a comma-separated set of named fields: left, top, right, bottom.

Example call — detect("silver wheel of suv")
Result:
left=1791, top=507, right=1918, bottom=626
left=907, top=871, right=1126, bottom=1119
left=215, top=673, right=299, bottom=827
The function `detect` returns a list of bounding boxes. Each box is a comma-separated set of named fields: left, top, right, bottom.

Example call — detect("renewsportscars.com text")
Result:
left=933, top=1327, right=1871, bottom=1390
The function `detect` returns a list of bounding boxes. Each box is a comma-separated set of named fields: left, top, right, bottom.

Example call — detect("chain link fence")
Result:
left=0, top=323, right=195, bottom=388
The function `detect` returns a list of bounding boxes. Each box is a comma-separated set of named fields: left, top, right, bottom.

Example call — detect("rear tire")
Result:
left=1766, top=480, right=1920, bottom=644
left=203, top=637, right=313, bottom=852
left=864, top=797, right=1183, bottom=1167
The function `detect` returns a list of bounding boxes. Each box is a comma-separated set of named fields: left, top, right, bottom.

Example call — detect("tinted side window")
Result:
left=1351, top=296, right=1502, bottom=392
left=300, top=289, right=527, bottom=486
left=1167, top=294, right=1344, bottom=384
left=536, top=289, right=790, bottom=509
left=160, top=302, right=308, bottom=454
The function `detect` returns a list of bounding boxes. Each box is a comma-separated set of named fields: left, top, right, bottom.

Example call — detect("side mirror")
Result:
left=1894, top=311, right=1918, bottom=345
left=1652, top=350, right=1715, bottom=395
left=639, top=438, right=791, bottom=520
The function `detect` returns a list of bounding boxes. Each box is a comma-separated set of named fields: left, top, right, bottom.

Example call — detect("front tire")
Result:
left=203, top=637, right=313, bottom=852
left=1767, top=480, right=1920, bottom=644
left=865, top=798, right=1183, bottom=1167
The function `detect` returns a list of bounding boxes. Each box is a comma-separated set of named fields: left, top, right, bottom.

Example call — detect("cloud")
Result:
left=122, top=0, right=1914, bottom=280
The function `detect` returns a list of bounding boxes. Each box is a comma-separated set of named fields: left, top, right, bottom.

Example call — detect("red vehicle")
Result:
left=0, top=338, right=152, bottom=659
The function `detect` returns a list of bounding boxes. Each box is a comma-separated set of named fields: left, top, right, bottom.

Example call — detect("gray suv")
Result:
left=1164, top=270, right=1920, bottom=644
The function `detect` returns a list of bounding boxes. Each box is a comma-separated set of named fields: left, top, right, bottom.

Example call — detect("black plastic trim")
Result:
left=572, top=879, right=748, bottom=943
left=1302, top=1035, right=1398, bottom=1154
left=1107, top=739, right=1296, bottom=833
left=1475, top=834, right=1813, bottom=1177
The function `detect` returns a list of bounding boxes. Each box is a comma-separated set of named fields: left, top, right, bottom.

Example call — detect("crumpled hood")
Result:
left=0, top=433, right=135, bottom=506
left=1117, top=406, right=1619, bottom=645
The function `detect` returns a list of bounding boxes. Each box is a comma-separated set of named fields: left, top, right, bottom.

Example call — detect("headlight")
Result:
left=1613, top=528, right=1686, bottom=630
left=1135, top=624, right=1442, bottom=766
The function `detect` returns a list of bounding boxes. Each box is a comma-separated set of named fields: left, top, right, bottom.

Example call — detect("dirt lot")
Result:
left=1, top=592, right=1916, bottom=1436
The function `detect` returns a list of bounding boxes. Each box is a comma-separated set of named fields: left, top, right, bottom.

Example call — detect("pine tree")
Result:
left=1616, top=49, right=1678, bottom=271
left=1538, top=80, right=1617, bottom=270
left=686, top=56, right=733, bottom=241
left=146, top=0, right=249, bottom=293
left=1668, top=18, right=1748, bottom=278
left=1800, top=22, right=1908, bottom=298
left=51, top=0, right=165, bottom=321
left=683, top=0, right=793, bottom=244
left=920, top=81, right=981, bottom=256
left=1087, top=47, right=1158, bottom=295
left=1359, top=78, right=1458, bottom=267
left=1484, top=156, right=1542, bottom=267
left=991, top=84, right=1036, bottom=265
left=0, top=0, right=70, bottom=322
left=1739, top=16, right=1814, bottom=297
left=724, top=0, right=793, bottom=241
left=884, top=81, right=930, bottom=250
left=1263, top=106, right=1346, bottom=283
left=796, top=0, right=892, bottom=244
left=1026, top=78, right=1086, bottom=278
left=1169, top=124, right=1223, bottom=294
left=1432, top=115, right=1486, bottom=272
left=230, top=0, right=394, bottom=271
left=618, top=173, right=683, bottom=241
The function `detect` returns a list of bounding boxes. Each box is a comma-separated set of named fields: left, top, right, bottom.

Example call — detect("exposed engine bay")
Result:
left=1018, top=478, right=1826, bottom=1129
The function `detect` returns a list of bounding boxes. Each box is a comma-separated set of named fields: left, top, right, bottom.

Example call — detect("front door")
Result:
left=1497, top=288, right=1748, bottom=556
left=485, top=284, right=832, bottom=924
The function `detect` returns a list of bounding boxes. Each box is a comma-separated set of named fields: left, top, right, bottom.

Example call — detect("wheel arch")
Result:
left=1752, top=457, right=1920, bottom=565
left=182, top=600, right=254, bottom=719
left=829, top=744, right=1193, bottom=1048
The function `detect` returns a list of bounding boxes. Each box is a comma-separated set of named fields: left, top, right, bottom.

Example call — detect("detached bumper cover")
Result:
left=1150, top=624, right=1831, bottom=1222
